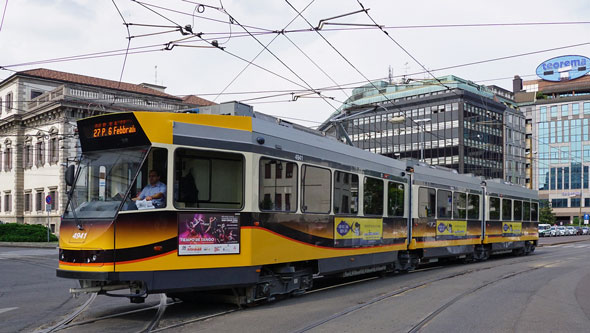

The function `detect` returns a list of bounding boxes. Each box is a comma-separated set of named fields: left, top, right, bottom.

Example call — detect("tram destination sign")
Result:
left=78, top=113, right=150, bottom=151
left=536, top=55, right=590, bottom=82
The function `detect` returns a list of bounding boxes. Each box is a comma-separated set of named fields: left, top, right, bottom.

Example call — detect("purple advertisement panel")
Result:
left=178, top=213, right=240, bottom=255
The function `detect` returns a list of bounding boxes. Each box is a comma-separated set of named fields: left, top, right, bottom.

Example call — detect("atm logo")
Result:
left=536, top=55, right=590, bottom=82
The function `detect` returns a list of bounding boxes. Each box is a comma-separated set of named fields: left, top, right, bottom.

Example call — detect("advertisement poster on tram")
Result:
left=334, top=217, right=383, bottom=247
left=436, top=220, right=467, bottom=239
left=178, top=213, right=240, bottom=255
left=502, top=222, right=522, bottom=236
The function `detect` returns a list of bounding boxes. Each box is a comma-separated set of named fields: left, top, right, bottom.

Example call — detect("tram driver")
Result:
left=133, top=170, right=167, bottom=208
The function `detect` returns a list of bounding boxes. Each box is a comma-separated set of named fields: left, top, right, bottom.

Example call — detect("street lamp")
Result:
left=389, top=116, right=431, bottom=162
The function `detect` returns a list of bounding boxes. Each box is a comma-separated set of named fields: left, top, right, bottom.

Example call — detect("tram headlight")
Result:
left=92, top=255, right=97, bottom=262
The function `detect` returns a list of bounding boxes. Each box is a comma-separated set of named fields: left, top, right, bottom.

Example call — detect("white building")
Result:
left=0, top=68, right=213, bottom=233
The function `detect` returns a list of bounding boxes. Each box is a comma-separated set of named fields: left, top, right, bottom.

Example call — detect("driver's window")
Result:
left=122, top=147, right=168, bottom=210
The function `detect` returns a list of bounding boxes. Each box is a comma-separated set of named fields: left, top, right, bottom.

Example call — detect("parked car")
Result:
left=538, top=224, right=551, bottom=237
left=582, top=227, right=589, bottom=235
left=557, top=226, right=567, bottom=236
left=574, top=226, right=583, bottom=235
left=550, top=226, right=558, bottom=237
left=566, top=226, right=577, bottom=236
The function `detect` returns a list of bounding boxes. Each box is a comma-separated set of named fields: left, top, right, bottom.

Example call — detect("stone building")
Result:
left=0, top=68, right=213, bottom=233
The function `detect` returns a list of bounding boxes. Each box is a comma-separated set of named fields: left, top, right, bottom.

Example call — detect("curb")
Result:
left=0, top=242, right=58, bottom=249
left=537, top=237, right=590, bottom=247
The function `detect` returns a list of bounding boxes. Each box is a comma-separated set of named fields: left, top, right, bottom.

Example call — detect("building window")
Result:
left=572, top=103, right=580, bottom=115
left=24, top=192, right=32, bottom=212
left=540, top=106, right=547, bottom=122
left=334, top=171, right=359, bottom=215
left=550, top=105, right=558, bottom=117
left=585, top=166, right=589, bottom=189
left=571, top=198, right=581, bottom=208
left=48, top=189, right=58, bottom=211
left=364, top=177, right=383, bottom=216
left=36, top=191, right=44, bottom=212
left=36, top=140, right=45, bottom=167
left=31, top=90, right=43, bottom=99
left=3, top=146, right=11, bottom=171
left=557, top=168, right=563, bottom=190
left=3, top=193, right=11, bottom=212
left=584, top=102, right=590, bottom=115
left=564, top=167, right=570, bottom=190
left=585, top=198, right=590, bottom=207
left=561, top=104, right=568, bottom=117
left=5, top=92, right=12, bottom=111
left=301, top=165, right=330, bottom=213
left=49, top=137, right=59, bottom=165
left=24, top=142, right=33, bottom=169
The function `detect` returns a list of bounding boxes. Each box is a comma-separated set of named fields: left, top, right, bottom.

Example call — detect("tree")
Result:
left=539, top=204, right=556, bottom=225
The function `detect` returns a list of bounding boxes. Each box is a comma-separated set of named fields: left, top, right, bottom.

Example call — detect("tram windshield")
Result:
left=64, top=147, right=148, bottom=219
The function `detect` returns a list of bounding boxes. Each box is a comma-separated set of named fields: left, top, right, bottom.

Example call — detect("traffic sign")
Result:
left=45, top=195, right=52, bottom=205
left=584, top=213, right=589, bottom=220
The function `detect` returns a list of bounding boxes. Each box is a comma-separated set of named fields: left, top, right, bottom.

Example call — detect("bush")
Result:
left=0, top=223, right=58, bottom=242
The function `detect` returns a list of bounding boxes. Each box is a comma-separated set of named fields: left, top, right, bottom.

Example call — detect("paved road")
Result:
left=0, top=247, right=84, bottom=333
left=2, top=238, right=590, bottom=332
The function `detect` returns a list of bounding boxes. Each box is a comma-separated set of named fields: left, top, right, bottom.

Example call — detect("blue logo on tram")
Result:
left=437, top=223, right=446, bottom=233
left=536, top=55, right=590, bottom=82
left=336, top=221, right=351, bottom=236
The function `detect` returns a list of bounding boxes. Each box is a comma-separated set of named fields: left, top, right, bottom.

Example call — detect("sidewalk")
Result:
left=0, top=241, right=58, bottom=248
left=537, top=235, right=590, bottom=247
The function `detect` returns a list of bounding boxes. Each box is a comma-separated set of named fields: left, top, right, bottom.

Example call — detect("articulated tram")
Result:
left=57, top=111, right=538, bottom=304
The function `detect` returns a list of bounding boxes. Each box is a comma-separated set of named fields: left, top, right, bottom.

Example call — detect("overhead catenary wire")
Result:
left=0, top=0, right=8, bottom=33
left=211, top=0, right=317, bottom=102
left=111, top=0, right=132, bottom=88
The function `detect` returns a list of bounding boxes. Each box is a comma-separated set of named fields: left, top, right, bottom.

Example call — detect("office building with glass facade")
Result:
left=321, top=75, right=526, bottom=183
left=516, top=73, right=590, bottom=224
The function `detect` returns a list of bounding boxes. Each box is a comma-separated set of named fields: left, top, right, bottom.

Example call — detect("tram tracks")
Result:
left=291, top=249, right=578, bottom=333
left=35, top=292, right=97, bottom=333
left=35, top=248, right=581, bottom=333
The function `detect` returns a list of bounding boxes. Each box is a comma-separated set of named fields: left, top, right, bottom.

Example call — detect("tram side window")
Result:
left=489, top=197, right=500, bottom=220
left=122, top=147, right=168, bottom=211
left=418, top=187, right=436, bottom=218
left=437, top=190, right=452, bottom=218
left=502, top=199, right=512, bottom=220
left=513, top=200, right=523, bottom=221
left=531, top=202, right=539, bottom=221
left=388, top=181, right=404, bottom=217
left=468, top=194, right=480, bottom=219
left=453, top=192, right=467, bottom=219
left=301, top=165, right=331, bottom=213
left=523, top=201, right=531, bottom=221
left=333, top=171, right=358, bottom=215
left=259, top=158, right=297, bottom=212
left=174, top=148, right=244, bottom=209
left=364, top=177, right=384, bottom=215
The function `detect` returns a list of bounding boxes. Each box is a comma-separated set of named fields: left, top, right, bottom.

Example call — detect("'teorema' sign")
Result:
left=536, top=55, right=590, bottom=82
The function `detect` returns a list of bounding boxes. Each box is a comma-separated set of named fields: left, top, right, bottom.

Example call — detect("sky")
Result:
left=2, top=0, right=590, bottom=127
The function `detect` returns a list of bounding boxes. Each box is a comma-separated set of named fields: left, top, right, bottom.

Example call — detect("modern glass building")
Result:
left=516, top=69, right=590, bottom=224
left=321, top=75, right=526, bottom=183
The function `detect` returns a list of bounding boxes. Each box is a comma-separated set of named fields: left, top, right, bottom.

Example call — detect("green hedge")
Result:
left=0, top=223, right=58, bottom=242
